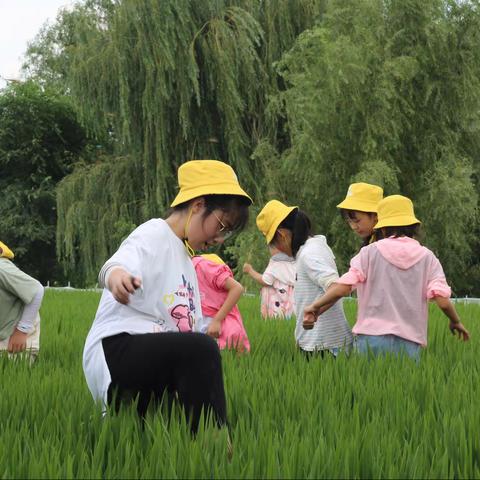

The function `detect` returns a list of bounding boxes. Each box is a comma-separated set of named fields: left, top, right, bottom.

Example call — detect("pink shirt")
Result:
left=336, top=237, right=451, bottom=346
left=192, top=257, right=234, bottom=319
left=192, top=256, right=250, bottom=351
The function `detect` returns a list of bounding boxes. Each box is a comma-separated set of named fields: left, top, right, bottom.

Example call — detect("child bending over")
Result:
left=194, top=254, right=250, bottom=353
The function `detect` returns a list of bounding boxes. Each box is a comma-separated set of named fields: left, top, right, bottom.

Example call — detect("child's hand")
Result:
left=242, top=263, right=252, bottom=274
left=449, top=321, right=470, bottom=341
left=303, top=304, right=318, bottom=330
left=207, top=319, right=222, bottom=339
left=109, top=269, right=142, bottom=304
left=8, top=328, right=28, bottom=353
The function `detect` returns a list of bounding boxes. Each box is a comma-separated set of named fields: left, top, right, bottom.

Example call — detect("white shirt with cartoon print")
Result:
left=82, top=219, right=203, bottom=407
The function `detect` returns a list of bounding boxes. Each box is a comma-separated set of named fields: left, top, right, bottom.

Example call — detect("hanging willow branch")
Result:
left=52, top=0, right=321, bottom=284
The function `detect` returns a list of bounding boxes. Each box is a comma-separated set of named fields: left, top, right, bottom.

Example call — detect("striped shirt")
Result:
left=294, top=236, right=353, bottom=351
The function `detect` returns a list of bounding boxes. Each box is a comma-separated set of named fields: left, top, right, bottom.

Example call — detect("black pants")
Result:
left=102, top=332, right=227, bottom=434
left=299, top=348, right=336, bottom=361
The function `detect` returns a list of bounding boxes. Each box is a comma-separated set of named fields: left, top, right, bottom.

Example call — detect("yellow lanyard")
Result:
left=183, top=208, right=195, bottom=257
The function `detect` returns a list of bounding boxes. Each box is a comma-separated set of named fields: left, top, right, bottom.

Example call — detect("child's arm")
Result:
left=0, top=261, right=43, bottom=352
left=303, top=283, right=351, bottom=330
left=434, top=296, right=470, bottom=341
left=207, top=278, right=244, bottom=339
left=8, top=283, right=44, bottom=353
left=243, top=263, right=269, bottom=287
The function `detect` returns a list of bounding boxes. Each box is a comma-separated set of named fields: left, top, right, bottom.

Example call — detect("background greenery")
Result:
left=0, top=291, right=478, bottom=478
left=1, top=0, right=479, bottom=293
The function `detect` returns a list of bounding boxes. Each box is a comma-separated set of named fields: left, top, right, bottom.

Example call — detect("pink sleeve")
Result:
left=336, top=251, right=367, bottom=288
left=426, top=256, right=451, bottom=299
left=212, top=264, right=233, bottom=291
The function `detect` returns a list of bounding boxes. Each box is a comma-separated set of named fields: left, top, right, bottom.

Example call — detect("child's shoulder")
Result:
left=130, top=218, right=176, bottom=243
left=299, top=235, right=328, bottom=255
left=0, top=257, right=17, bottom=272
left=193, top=256, right=232, bottom=274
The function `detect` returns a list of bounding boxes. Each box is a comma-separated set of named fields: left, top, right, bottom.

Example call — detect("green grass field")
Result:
left=1, top=290, right=479, bottom=478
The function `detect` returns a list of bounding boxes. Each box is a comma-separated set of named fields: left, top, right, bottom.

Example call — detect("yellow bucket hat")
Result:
left=170, top=160, right=252, bottom=207
left=336, top=182, right=383, bottom=213
left=256, top=200, right=298, bottom=244
left=374, top=195, right=421, bottom=229
left=0, top=241, right=14, bottom=259
left=201, top=253, right=225, bottom=265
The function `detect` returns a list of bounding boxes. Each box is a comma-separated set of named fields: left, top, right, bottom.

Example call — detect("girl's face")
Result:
left=187, top=205, right=234, bottom=250
left=345, top=211, right=377, bottom=239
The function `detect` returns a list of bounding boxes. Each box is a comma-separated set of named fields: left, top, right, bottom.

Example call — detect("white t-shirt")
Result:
left=294, top=236, right=353, bottom=351
left=82, top=219, right=203, bottom=406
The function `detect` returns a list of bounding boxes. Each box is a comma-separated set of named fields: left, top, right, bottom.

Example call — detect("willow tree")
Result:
left=250, top=0, right=480, bottom=293
left=24, top=0, right=324, bottom=284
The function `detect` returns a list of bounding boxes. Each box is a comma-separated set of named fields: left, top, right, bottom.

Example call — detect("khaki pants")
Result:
left=0, top=314, right=40, bottom=363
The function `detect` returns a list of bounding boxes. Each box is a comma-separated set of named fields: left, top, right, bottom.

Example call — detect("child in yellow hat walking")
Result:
left=193, top=254, right=250, bottom=353
left=83, top=160, right=252, bottom=433
left=0, top=242, right=43, bottom=363
left=337, top=182, right=383, bottom=246
left=243, top=208, right=296, bottom=319
left=255, top=200, right=353, bottom=355
left=304, top=195, right=469, bottom=359
left=243, top=248, right=296, bottom=320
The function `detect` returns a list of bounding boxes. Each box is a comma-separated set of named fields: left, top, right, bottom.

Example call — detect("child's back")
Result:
left=341, top=237, right=449, bottom=346
left=295, top=235, right=353, bottom=352
left=260, top=252, right=296, bottom=319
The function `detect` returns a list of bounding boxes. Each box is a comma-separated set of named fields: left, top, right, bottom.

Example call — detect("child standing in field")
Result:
left=83, top=160, right=252, bottom=433
left=243, top=244, right=296, bottom=320
left=337, top=182, right=383, bottom=246
left=0, top=241, right=43, bottom=362
left=303, top=195, right=470, bottom=359
left=193, top=254, right=250, bottom=353
left=256, top=200, right=353, bottom=356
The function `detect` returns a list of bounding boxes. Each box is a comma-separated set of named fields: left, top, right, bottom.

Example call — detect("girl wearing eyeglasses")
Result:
left=83, top=160, right=251, bottom=435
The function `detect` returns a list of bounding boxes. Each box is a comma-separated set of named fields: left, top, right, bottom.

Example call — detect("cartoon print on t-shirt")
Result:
left=170, top=304, right=194, bottom=332
left=167, top=274, right=197, bottom=331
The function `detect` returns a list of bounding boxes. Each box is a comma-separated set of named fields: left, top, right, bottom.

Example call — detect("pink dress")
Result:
left=336, top=237, right=451, bottom=346
left=260, top=253, right=296, bottom=319
left=192, top=257, right=250, bottom=351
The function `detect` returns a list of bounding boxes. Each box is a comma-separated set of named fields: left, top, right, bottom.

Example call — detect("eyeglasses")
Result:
left=212, top=211, right=233, bottom=239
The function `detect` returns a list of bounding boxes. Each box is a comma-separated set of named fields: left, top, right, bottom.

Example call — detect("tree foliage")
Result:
left=24, top=0, right=323, bottom=284
left=252, top=0, right=480, bottom=294
left=0, top=82, right=87, bottom=283
left=22, top=0, right=480, bottom=294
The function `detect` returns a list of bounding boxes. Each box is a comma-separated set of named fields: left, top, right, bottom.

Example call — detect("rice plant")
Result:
left=0, top=290, right=478, bottom=478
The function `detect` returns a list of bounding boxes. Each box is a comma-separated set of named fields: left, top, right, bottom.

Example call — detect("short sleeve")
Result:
left=98, top=221, right=157, bottom=286
left=336, top=251, right=367, bottom=289
left=262, top=261, right=275, bottom=286
left=0, top=260, right=42, bottom=304
left=426, top=255, right=451, bottom=299
left=212, top=264, right=233, bottom=291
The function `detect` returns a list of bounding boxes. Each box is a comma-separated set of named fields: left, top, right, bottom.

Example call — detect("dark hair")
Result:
left=375, top=224, right=420, bottom=240
left=273, top=208, right=312, bottom=257
left=340, top=209, right=357, bottom=221
left=340, top=208, right=377, bottom=221
left=173, top=194, right=250, bottom=233
left=361, top=232, right=377, bottom=248
left=340, top=209, right=378, bottom=248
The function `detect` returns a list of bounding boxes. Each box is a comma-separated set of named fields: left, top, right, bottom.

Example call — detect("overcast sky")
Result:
left=0, top=0, right=75, bottom=89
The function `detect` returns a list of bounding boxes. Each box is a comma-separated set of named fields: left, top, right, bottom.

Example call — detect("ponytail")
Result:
left=276, top=208, right=312, bottom=257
